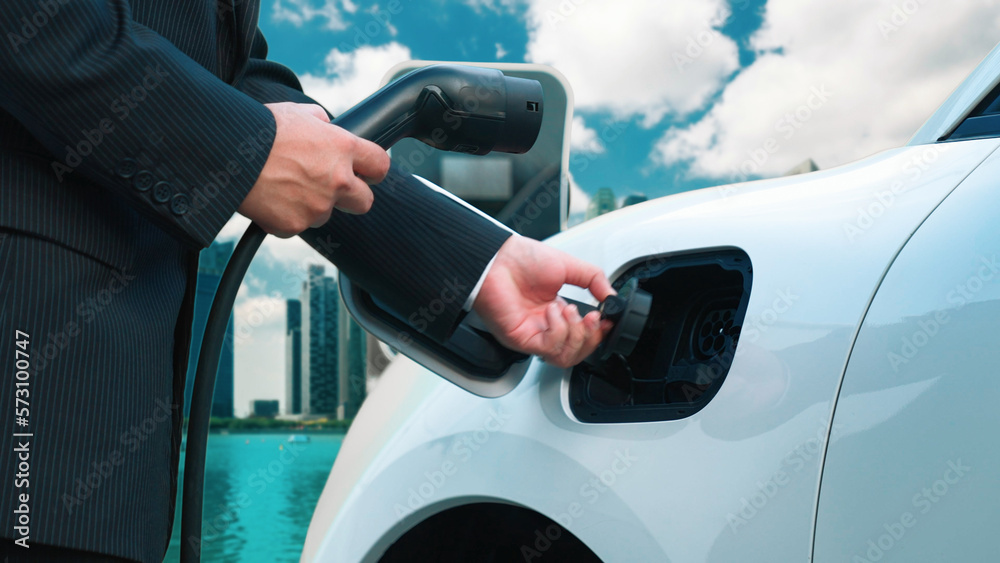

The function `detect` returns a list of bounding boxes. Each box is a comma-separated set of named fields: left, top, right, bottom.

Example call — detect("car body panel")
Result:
left=813, top=146, right=1000, bottom=562
left=303, top=138, right=1000, bottom=562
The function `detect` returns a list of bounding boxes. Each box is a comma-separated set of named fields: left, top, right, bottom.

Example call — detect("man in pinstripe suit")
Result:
left=0, top=1, right=613, bottom=560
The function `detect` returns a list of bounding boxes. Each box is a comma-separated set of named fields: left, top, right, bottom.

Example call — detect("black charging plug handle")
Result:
left=564, top=279, right=652, bottom=362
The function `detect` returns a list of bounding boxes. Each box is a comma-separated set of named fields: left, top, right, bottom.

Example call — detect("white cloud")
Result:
left=495, top=42, right=508, bottom=59
left=234, top=295, right=288, bottom=416
left=216, top=214, right=337, bottom=281
left=465, top=0, right=521, bottom=14
left=271, top=0, right=356, bottom=30
left=364, top=3, right=398, bottom=36
left=217, top=213, right=252, bottom=241
left=654, top=0, right=1000, bottom=181
left=570, top=115, right=605, bottom=154
left=525, top=0, right=739, bottom=126
left=567, top=173, right=590, bottom=227
left=299, top=42, right=413, bottom=115
left=234, top=295, right=287, bottom=340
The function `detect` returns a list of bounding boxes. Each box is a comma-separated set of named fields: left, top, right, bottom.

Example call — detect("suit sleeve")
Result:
left=233, top=31, right=513, bottom=341
left=299, top=165, right=513, bottom=342
left=0, top=1, right=276, bottom=248
left=233, top=28, right=324, bottom=108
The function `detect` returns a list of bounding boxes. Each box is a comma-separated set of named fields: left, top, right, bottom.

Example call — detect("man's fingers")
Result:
left=558, top=310, right=604, bottom=367
left=575, top=312, right=605, bottom=365
left=540, top=302, right=568, bottom=359
left=541, top=304, right=608, bottom=368
left=308, top=210, right=334, bottom=229
left=561, top=255, right=615, bottom=302
left=352, top=136, right=391, bottom=184
left=332, top=176, right=375, bottom=215
left=559, top=305, right=589, bottom=366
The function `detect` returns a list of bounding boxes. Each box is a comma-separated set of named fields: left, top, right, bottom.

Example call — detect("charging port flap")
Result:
left=340, top=276, right=531, bottom=398
left=570, top=248, right=753, bottom=423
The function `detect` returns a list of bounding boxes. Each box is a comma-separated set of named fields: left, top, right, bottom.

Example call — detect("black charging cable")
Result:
left=180, top=64, right=543, bottom=563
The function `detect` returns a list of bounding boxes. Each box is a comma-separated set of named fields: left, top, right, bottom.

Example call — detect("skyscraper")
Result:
left=622, top=193, right=648, bottom=207
left=285, top=299, right=302, bottom=415
left=586, top=187, right=617, bottom=219
left=184, top=240, right=235, bottom=418
left=250, top=399, right=280, bottom=418
left=337, top=304, right=367, bottom=420
left=300, top=265, right=339, bottom=416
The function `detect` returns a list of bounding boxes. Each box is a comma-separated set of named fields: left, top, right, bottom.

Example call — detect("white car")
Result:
left=300, top=43, right=1000, bottom=562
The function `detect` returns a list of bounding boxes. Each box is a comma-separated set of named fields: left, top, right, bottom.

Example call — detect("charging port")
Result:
left=569, top=248, right=752, bottom=423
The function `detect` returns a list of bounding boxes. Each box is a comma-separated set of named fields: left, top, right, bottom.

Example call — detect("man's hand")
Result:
left=473, top=236, right=616, bottom=368
left=238, top=102, right=391, bottom=237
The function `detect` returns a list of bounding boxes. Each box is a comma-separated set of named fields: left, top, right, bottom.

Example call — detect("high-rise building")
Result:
left=622, top=193, right=648, bottom=207
left=337, top=305, right=367, bottom=420
left=184, top=240, right=235, bottom=418
left=285, top=299, right=303, bottom=415
left=300, top=265, right=339, bottom=416
left=783, top=158, right=819, bottom=177
left=250, top=399, right=279, bottom=418
left=586, top=187, right=617, bottom=219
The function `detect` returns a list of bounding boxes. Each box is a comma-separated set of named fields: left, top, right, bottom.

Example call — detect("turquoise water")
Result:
left=164, top=433, right=343, bottom=562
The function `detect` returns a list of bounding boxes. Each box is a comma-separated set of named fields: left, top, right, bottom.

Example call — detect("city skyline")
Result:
left=301, top=264, right=341, bottom=415
left=185, top=240, right=235, bottom=419
left=219, top=0, right=999, bottom=417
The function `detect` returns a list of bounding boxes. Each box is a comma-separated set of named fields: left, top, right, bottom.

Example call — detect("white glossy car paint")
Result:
left=302, top=137, right=1000, bottom=562
left=813, top=146, right=1000, bottom=562
left=304, top=41, right=1000, bottom=563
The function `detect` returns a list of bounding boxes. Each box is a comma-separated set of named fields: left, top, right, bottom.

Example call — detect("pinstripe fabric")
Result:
left=0, top=1, right=275, bottom=250
left=0, top=537, right=133, bottom=561
left=0, top=226, right=188, bottom=562
left=0, top=0, right=510, bottom=560
left=301, top=165, right=513, bottom=342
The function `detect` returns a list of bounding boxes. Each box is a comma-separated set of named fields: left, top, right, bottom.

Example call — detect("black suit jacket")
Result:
left=0, top=1, right=509, bottom=560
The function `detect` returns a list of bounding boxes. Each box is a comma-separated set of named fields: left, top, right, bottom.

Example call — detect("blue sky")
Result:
left=257, top=0, right=771, bottom=201
left=225, top=0, right=1000, bottom=415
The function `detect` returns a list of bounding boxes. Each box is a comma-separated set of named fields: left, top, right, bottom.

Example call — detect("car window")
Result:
left=944, top=81, right=1000, bottom=141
